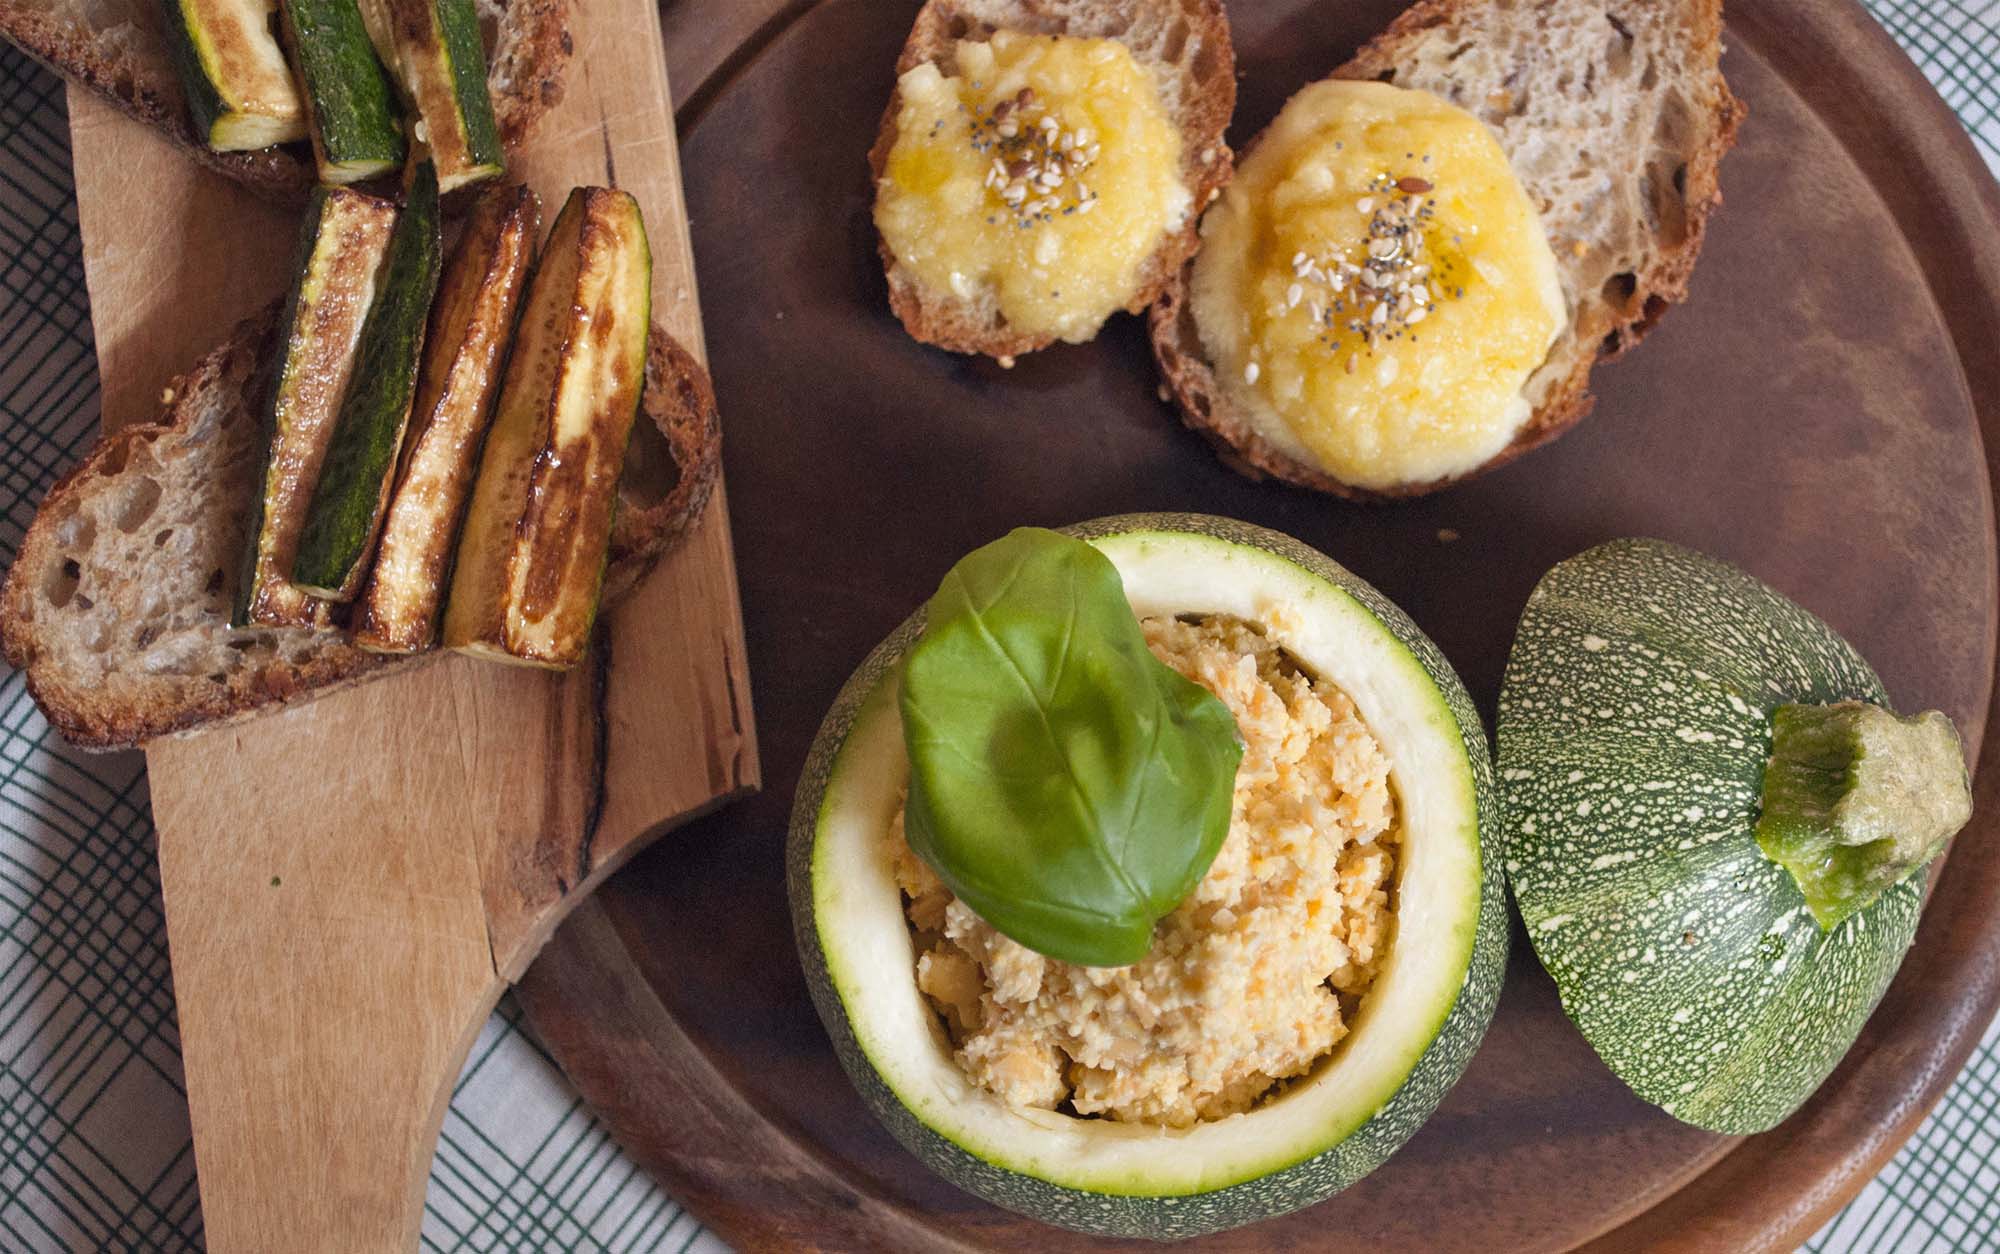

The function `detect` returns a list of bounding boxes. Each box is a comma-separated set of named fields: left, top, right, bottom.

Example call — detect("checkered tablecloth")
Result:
left=1, top=3, right=1997, bottom=1249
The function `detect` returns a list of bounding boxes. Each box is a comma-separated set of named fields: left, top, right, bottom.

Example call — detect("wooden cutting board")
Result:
left=511, top=0, right=2000, bottom=1249
left=60, top=0, right=759, bottom=1248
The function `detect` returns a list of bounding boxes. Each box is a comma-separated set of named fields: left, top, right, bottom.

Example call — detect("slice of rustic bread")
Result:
left=0, top=0, right=569, bottom=199
left=870, top=0, right=1236, bottom=360
left=0, top=309, right=720, bottom=750
left=1150, top=0, right=1744, bottom=500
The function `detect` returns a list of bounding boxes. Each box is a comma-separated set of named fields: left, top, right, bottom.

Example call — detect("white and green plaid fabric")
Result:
left=1, top=3, right=1996, bottom=1249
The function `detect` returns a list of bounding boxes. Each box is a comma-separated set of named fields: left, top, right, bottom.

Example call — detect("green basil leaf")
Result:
left=899, top=528, right=1244, bottom=967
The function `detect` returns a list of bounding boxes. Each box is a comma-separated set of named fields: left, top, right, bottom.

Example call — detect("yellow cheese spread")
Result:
left=1190, top=80, right=1565, bottom=489
left=875, top=32, right=1189, bottom=343
left=890, top=613, right=1399, bottom=1128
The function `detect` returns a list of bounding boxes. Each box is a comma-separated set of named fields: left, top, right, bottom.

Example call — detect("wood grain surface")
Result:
left=514, top=0, right=2000, bottom=1249
left=62, top=0, right=759, bottom=1247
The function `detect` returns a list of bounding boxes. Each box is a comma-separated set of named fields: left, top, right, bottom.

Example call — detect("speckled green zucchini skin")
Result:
left=788, top=513, right=1508, bottom=1239
left=1498, top=538, right=1925, bottom=1135
left=281, top=0, right=407, bottom=181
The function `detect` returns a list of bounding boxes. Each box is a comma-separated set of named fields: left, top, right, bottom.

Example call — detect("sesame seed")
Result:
left=1244, top=361, right=1261, bottom=384
left=1265, top=173, right=1463, bottom=364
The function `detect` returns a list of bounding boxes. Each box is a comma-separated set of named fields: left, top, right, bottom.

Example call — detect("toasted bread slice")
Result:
left=869, top=0, right=1235, bottom=360
left=1150, top=0, right=1745, bottom=500
left=0, top=0, right=569, bottom=199
left=0, top=308, right=719, bottom=750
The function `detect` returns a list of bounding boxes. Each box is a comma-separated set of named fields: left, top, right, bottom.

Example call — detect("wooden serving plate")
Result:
left=514, top=0, right=2000, bottom=1248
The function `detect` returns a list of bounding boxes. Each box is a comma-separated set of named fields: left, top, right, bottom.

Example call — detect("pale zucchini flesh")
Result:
left=280, top=0, right=408, bottom=183
left=237, top=186, right=398, bottom=627
left=355, top=185, right=539, bottom=652
left=293, top=162, right=445, bottom=601
left=159, top=0, right=308, bottom=150
left=443, top=187, right=653, bottom=669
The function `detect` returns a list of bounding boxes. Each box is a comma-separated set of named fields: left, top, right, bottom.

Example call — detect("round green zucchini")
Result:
left=1498, top=538, right=1969, bottom=1134
left=787, top=513, right=1507, bottom=1238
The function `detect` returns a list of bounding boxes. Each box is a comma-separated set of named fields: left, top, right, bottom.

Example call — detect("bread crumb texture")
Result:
left=890, top=613, right=1398, bottom=1127
left=875, top=31, right=1189, bottom=343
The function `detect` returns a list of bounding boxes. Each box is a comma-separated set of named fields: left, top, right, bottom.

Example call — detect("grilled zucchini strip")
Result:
left=158, top=0, right=309, bottom=150
left=237, top=186, right=398, bottom=627
left=444, top=187, right=653, bottom=669
left=388, top=0, right=507, bottom=192
left=293, top=162, right=445, bottom=600
left=280, top=0, right=407, bottom=182
left=354, top=185, right=539, bottom=651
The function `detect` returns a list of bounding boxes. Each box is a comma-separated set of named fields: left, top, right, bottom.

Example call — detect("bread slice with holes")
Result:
left=0, top=307, right=720, bottom=750
left=869, top=0, right=1236, bottom=360
left=0, top=0, right=568, bottom=199
left=1149, top=0, right=1744, bottom=499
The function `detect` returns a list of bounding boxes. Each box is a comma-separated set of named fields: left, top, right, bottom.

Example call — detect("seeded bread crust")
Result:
left=1149, top=0, right=1745, bottom=500
left=0, top=0, right=571, bottom=200
left=869, top=0, right=1236, bottom=360
left=0, top=309, right=721, bottom=750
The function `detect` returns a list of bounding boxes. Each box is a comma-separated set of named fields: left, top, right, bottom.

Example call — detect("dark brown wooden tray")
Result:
left=516, top=0, right=2000, bottom=1247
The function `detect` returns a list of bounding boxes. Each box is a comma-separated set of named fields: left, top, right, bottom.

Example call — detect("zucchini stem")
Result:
left=1753, top=701, right=1972, bottom=930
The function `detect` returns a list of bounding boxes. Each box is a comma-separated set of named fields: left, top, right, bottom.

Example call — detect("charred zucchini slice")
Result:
left=280, top=0, right=407, bottom=183
left=293, top=163, right=445, bottom=601
left=443, top=187, right=653, bottom=669
left=389, top=0, right=506, bottom=192
left=158, top=0, right=308, bottom=150
left=237, top=186, right=399, bottom=627
left=354, top=185, right=539, bottom=651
